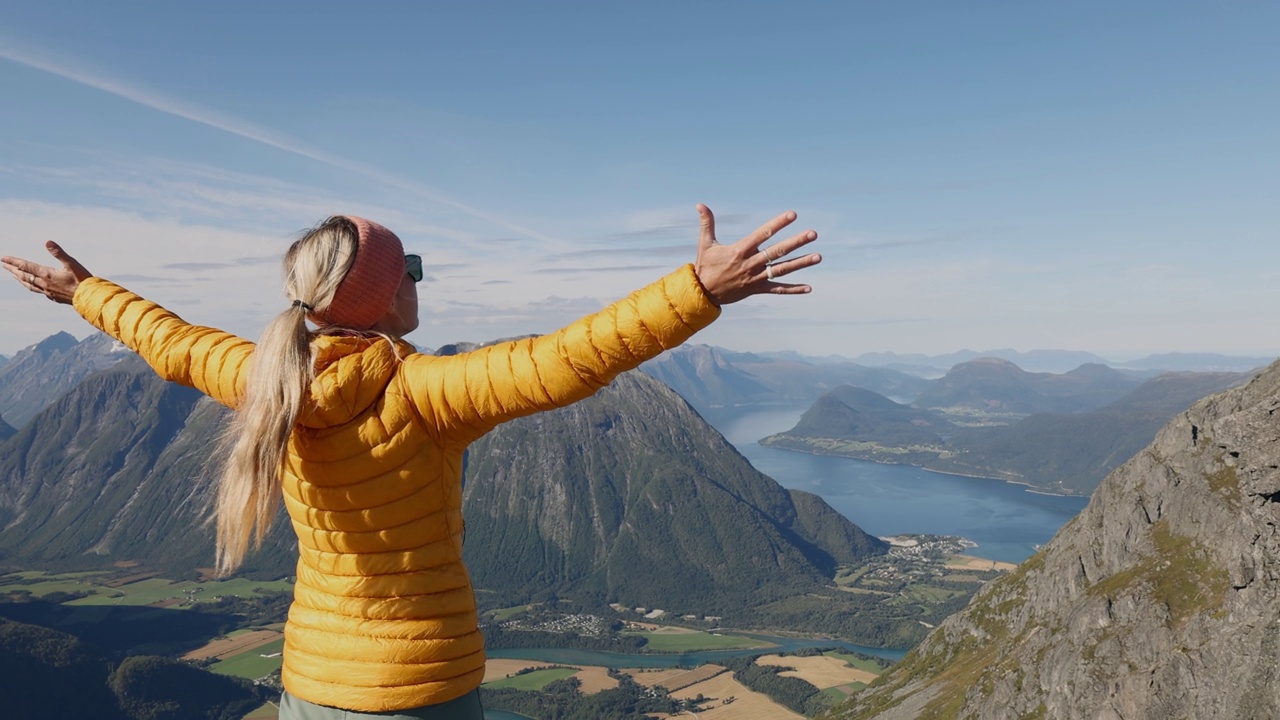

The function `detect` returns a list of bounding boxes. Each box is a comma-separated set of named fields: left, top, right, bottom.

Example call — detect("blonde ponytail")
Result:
left=213, top=217, right=358, bottom=575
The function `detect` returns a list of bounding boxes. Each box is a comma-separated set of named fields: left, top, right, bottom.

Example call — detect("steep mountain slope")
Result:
left=0, top=355, right=232, bottom=573
left=0, top=332, right=132, bottom=429
left=0, top=352, right=884, bottom=614
left=462, top=371, right=887, bottom=612
left=827, top=360, right=1280, bottom=719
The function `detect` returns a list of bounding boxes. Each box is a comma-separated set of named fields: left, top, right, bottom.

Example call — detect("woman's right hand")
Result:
left=2, top=241, right=94, bottom=305
left=693, top=204, right=822, bottom=306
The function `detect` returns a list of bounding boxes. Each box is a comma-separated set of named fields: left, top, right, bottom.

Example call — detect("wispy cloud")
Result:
left=544, top=244, right=688, bottom=262
left=0, top=37, right=563, bottom=246
left=533, top=264, right=670, bottom=275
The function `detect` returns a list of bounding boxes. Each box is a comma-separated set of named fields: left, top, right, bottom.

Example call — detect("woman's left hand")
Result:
left=2, top=241, right=94, bottom=305
left=693, top=204, right=822, bottom=306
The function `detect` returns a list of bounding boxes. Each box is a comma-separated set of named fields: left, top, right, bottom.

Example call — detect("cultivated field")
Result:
left=945, top=554, right=1017, bottom=572
left=183, top=628, right=283, bottom=661
left=484, top=658, right=555, bottom=682
left=570, top=665, right=619, bottom=693
left=484, top=659, right=619, bottom=693
left=624, top=626, right=770, bottom=652
left=631, top=664, right=728, bottom=691
left=756, top=653, right=879, bottom=688
left=658, top=671, right=806, bottom=720
left=209, top=638, right=285, bottom=679
left=0, top=570, right=295, bottom=608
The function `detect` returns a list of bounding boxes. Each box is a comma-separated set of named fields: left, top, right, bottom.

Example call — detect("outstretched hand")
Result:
left=2, top=242, right=93, bottom=305
left=693, top=204, right=821, bottom=306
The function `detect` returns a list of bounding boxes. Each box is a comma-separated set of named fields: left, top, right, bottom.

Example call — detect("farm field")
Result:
left=1, top=570, right=293, bottom=607
left=623, top=626, right=770, bottom=652
left=209, top=637, right=285, bottom=679
left=945, top=554, right=1017, bottom=572
left=659, top=670, right=806, bottom=720
left=631, top=664, right=728, bottom=691
left=757, top=653, right=879, bottom=687
left=184, top=628, right=283, bottom=661
left=483, top=666, right=579, bottom=691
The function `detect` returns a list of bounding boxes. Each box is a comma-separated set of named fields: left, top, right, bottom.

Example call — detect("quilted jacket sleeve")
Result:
left=72, top=277, right=254, bottom=409
left=402, top=264, right=720, bottom=444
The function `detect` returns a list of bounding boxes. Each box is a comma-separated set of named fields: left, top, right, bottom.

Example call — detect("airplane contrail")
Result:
left=0, top=38, right=563, bottom=245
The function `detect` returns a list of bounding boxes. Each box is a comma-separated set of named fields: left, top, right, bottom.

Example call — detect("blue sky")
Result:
left=1, top=1, right=1276, bottom=359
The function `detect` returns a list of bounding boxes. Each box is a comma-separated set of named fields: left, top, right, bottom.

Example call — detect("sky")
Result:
left=0, top=1, right=1277, bottom=360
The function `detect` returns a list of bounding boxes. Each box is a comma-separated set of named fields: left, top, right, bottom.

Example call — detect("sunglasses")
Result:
left=405, top=254, right=423, bottom=283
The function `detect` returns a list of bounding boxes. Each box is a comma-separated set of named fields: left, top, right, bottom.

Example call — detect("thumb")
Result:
left=697, top=203, right=717, bottom=251
left=45, top=241, right=92, bottom=281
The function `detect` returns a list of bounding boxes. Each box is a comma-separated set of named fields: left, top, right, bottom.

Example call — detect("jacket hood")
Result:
left=298, top=335, right=414, bottom=429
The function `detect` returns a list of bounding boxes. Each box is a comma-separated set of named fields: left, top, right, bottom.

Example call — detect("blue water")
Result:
left=481, top=402, right=1085, bottom=684
left=700, top=404, right=1089, bottom=564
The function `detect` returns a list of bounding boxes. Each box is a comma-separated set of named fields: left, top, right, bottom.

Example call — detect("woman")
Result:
left=2, top=204, right=819, bottom=719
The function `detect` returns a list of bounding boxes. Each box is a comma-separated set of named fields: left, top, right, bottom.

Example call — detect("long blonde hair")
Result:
left=213, top=217, right=358, bottom=575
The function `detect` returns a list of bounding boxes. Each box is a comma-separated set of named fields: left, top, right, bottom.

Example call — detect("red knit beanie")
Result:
left=312, top=216, right=405, bottom=330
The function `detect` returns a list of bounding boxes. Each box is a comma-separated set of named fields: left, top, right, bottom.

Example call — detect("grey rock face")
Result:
left=829, top=360, right=1280, bottom=720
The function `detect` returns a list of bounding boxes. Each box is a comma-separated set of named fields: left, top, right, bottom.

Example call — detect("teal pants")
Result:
left=279, top=689, right=485, bottom=720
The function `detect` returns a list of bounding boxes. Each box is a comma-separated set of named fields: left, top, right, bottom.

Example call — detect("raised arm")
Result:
left=3, top=242, right=252, bottom=408
left=404, top=205, right=821, bottom=443
left=402, top=264, right=719, bottom=443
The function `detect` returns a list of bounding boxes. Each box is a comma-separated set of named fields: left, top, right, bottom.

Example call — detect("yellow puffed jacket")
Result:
left=73, top=265, right=720, bottom=712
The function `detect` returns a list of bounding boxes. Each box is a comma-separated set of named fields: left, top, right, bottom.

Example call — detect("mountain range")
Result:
left=764, top=359, right=1250, bottom=495
left=641, top=343, right=930, bottom=411
left=848, top=348, right=1274, bottom=375
left=0, top=332, right=886, bottom=621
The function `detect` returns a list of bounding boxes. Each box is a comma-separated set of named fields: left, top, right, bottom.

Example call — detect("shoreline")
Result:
left=758, top=438, right=1084, bottom=498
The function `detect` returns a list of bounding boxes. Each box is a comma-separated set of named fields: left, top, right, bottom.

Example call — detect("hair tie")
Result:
left=291, top=299, right=314, bottom=312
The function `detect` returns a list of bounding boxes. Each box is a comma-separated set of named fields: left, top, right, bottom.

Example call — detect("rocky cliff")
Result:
left=827, top=361, right=1280, bottom=719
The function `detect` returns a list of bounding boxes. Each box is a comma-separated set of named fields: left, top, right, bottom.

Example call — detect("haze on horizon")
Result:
left=0, top=2, right=1276, bottom=360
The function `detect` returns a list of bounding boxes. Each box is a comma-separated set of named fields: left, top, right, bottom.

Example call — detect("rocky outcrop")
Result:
left=829, top=360, right=1280, bottom=719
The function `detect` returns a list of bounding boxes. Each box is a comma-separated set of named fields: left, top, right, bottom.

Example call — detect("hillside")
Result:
left=0, top=617, right=268, bottom=720
left=911, top=358, right=1140, bottom=416
left=462, top=371, right=888, bottom=612
left=783, top=386, right=954, bottom=447
left=825, top=360, right=1280, bottom=719
left=946, top=371, right=1250, bottom=494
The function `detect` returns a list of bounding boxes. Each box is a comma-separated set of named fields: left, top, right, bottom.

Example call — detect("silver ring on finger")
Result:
left=766, top=264, right=776, bottom=281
